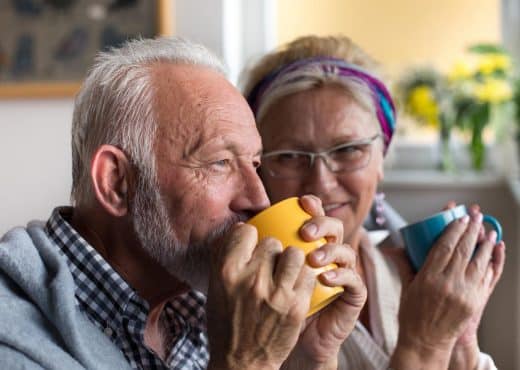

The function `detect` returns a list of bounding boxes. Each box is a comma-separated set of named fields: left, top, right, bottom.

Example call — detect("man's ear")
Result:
left=90, top=145, right=133, bottom=217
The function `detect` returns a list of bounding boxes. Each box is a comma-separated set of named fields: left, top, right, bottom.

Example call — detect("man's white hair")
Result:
left=71, top=37, right=226, bottom=205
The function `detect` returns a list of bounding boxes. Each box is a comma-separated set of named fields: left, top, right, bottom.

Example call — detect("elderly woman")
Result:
left=242, top=35, right=505, bottom=370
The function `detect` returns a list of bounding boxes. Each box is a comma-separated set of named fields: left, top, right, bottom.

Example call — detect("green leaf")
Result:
left=468, top=43, right=507, bottom=54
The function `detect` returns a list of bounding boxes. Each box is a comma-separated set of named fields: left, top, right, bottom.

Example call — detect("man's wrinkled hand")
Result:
left=282, top=195, right=367, bottom=370
left=206, top=221, right=316, bottom=370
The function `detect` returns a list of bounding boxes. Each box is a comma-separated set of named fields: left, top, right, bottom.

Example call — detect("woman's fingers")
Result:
left=489, top=241, right=506, bottom=289
left=466, top=230, right=496, bottom=280
left=442, top=200, right=457, bottom=211
left=445, top=212, right=483, bottom=274
left=421, top=215, right=468, bottom=273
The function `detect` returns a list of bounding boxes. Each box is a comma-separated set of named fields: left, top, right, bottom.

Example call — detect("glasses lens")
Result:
left=262, top=152, right=310, bottom=178
left=261, top=135, right=378, bottom=179
left=328, top=142, right=372, bottom=172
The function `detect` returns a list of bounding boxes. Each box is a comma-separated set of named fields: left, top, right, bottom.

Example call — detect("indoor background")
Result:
left=1, top=1, right=519, bottom=368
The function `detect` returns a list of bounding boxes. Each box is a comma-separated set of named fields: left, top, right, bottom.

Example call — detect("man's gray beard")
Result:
left=130, top=171, right=246, bottom=294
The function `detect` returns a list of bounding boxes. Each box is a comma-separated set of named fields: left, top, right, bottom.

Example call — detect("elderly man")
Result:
left=0, top=37, right=366, bottom=370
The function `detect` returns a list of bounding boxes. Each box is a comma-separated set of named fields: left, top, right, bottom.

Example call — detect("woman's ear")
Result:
left=377, top=158, right=384, bottom=182
left=376, top=148, right=384, bottom=182
left=90, top=145, right=133, bottom=217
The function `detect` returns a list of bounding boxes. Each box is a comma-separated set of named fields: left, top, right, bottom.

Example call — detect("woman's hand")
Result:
left=282, top=195, right=367, bottom=370
left=391, top=208, right=505, bottom=370
left=448, top=234, right=504, bottom=370
left=441, top=204, right=506, bottom=370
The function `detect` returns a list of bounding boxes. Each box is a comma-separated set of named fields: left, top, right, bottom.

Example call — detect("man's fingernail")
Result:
left=303, top=223, right=318, bottom=236
left=313, top=250, right=325, bottom=261
left=461, top=215, right=470, bottom=224
left=323, top=270, right=337, bottom=280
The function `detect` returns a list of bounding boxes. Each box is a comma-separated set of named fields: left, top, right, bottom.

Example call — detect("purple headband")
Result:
left=246, top=56, right=396, bottom=154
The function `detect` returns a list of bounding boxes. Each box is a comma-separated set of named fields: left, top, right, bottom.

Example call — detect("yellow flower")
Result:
left=476, top=53, right=512, bottom=75
left=448, top=59, right=475, bottom=81
left=473, top=78, right=513, bottom=103
left=406, top=85, right=440, bottom=127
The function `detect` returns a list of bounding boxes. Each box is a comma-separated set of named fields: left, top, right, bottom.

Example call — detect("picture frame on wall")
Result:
left=0, top=0, right=172, bottom=98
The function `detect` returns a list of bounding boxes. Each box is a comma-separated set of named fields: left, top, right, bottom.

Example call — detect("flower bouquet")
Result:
left=396, top=68, right=456, bottom=171
left=397, top=43, right=516, bottom=172
left=449, top=43, right=515, bottom=170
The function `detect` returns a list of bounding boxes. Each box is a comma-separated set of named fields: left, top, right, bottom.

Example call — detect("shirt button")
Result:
left=104, top=327, right=113, bottom=336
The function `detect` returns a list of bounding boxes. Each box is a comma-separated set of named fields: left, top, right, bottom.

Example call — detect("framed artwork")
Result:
left=0, top=0, right=172, bottom=98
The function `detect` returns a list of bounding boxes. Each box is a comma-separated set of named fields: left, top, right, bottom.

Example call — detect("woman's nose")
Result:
left=303, top=157, right=339, bottom=195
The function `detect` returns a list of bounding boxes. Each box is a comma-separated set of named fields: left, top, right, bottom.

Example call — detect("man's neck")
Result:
left=69, top=207, right=189, bottom=308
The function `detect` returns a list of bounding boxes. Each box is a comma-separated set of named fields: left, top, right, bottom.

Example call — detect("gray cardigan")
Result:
left=0, top=222, right=131, bottom=370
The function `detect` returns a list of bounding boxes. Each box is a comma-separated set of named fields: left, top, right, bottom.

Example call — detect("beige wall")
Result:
left=277, top=0, right=500, bottom=76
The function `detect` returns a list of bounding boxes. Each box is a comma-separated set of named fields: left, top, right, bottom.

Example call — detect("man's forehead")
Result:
left=151, top=62, right=260, bottom=157
left=151, top=62, right=225, bottom=90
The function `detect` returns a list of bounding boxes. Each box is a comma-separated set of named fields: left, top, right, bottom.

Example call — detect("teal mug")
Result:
left=400, top=205, right=502, bottom=271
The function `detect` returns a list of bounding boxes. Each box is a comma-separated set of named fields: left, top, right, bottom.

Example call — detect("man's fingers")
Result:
left=333, top=269, right=367, bottom=308
left=272, top=246, right=306, bottom=292
left=289, top=264, right=316, bottom=318
left=307, top=243, right=356, bottom=270
left=216, top=223, right=258, bottom=278
left=300, top=216, right=344, bottom=244
left=299, top=194, right=325, bottom=217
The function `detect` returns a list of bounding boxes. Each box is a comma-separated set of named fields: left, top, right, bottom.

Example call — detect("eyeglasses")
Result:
left=261, top=134, right=380, bottom=179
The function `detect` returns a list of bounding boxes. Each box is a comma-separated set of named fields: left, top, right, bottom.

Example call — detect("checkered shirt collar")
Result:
left=46, top=207, right=209, bottom=369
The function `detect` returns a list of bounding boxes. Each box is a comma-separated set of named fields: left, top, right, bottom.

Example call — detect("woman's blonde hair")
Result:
left=241, top=35, right=383, bottom=124
left=242, top=35, right=380, bottom=98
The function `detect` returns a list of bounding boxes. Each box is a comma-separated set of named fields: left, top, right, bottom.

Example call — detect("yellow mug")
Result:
left=247, top=197, right=344, bottom=316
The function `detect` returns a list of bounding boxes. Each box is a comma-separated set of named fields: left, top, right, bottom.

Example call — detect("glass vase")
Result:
left=470, top=120, right=486, bottom=171
left=439, top=121, right=455, bottom=172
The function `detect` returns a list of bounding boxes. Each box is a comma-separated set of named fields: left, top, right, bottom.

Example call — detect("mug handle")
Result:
left=483, top=214, right=503, bottom=243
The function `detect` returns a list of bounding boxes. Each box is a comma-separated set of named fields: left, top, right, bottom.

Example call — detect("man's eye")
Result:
left=211, top=159, right=231, bottom=167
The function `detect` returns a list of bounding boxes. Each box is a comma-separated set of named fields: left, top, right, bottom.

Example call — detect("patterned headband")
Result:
left=246, top=56, right=396, bottom=154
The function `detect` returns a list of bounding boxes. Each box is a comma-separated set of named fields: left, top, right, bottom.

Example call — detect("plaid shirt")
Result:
left=46, top=207, right=209, bottom=369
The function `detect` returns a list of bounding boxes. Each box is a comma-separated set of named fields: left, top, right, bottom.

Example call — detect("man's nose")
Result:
left=233, top=165, right=270, bottom=216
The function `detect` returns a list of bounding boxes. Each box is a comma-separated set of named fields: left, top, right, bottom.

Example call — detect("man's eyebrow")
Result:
left=224, top=144, right=262, bottom=157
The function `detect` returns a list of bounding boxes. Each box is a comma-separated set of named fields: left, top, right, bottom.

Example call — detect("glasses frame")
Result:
left=261, top=133, right=381, bottom=179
